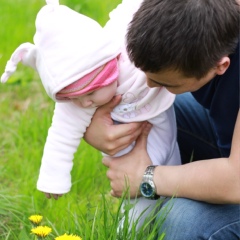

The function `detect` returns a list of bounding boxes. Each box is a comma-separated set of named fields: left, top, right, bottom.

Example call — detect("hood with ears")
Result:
left=1, top=0, right=120, bottom=101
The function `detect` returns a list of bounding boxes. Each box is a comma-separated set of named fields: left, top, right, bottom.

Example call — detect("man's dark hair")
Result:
left=127, top=0, right=239, bottom=79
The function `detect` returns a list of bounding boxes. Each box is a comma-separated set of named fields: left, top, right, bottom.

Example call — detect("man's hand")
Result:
left=84, top=95, right=146, bottom=155
left=102, top=122, right=152, bottom=198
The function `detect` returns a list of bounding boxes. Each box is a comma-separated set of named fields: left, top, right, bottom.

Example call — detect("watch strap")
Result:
left=141, top=165, right=159, bottom=199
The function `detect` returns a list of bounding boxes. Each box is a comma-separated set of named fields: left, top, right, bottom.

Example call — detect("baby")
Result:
left=1, top=0, right=181, bottom=229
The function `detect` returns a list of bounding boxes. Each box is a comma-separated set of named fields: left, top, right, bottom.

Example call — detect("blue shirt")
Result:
left=192, top=42, right=239, bottom=157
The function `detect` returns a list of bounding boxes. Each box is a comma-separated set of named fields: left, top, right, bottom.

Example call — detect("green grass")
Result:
left=0, top=0, right=166, bottom=239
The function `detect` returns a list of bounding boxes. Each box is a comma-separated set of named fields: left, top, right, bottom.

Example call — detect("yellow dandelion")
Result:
left=29, top=215, right=43, bottom=225
left=31, top=226, right=52, bottom=238
left=55, top=233, right=82, bottom=240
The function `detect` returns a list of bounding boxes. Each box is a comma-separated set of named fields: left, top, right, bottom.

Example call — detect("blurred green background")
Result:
left=0, top=0, right=125, bottom=239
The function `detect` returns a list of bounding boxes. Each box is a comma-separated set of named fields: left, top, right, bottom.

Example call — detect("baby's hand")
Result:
left=43, top=192, right=63, bottom=200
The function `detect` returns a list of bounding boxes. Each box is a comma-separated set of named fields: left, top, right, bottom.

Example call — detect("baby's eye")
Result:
left=87, top=92, right=94, bottom=96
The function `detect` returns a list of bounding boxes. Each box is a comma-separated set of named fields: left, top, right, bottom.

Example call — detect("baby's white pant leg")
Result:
left=119, top=197, right=158, bottom=231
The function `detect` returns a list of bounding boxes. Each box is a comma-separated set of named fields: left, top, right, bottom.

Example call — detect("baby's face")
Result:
left=69, top=81, right=117, bottom=108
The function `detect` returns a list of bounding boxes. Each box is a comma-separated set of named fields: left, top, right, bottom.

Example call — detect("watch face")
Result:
left=140, top=182, right=154, bottom=197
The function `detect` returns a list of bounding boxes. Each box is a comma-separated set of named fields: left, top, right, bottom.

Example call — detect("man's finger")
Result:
left=102, top=156, right=111, bottom=167
left=100, top=95, right=122, bottom=113
left=110, top=121, right=144, bottom=140
left=110, top=189, right=120, bottom=198
left=110, top=189, right=115, bottom=197
left=134, top=122, right=152, bottom=149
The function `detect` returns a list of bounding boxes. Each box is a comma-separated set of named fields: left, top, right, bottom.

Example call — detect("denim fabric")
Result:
left=174, top=92, right=223, bottom=164
left=157, top=198, right=240, bottom=240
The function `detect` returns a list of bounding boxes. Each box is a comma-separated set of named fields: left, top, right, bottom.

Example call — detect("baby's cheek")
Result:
left=71, top=99, right=82, bottom=108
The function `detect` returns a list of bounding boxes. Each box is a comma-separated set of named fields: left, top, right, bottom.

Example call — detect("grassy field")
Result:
left=0, top=0, right=166, bottom=239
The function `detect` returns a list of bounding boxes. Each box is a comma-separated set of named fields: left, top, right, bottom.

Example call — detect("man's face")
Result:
left=145, top=68, right=217, bottom=94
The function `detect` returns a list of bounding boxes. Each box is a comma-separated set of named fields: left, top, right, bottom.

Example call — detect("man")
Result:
left=84, top=0, right=240, bottom=239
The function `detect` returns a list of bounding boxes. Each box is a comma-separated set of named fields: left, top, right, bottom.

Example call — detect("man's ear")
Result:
left=215, top=57, right=230, bottom=75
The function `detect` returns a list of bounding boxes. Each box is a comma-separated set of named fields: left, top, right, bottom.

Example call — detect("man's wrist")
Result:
left=140, top=165, right=160, bottom=199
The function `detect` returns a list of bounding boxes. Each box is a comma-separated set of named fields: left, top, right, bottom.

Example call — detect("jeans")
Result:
left=157, top=198, right=240, bottom=240
left=155, top=93, right=240, bottom=240
left=174, top=92, right=223, bottom=164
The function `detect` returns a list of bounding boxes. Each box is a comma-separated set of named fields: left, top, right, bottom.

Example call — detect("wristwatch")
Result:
left=140, top=165, right=159, bottom=199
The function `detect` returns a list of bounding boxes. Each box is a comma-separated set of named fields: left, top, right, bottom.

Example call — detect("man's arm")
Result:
left=154, top=110, right=240, bottom=203
left=103, top=110, right=240, bottom=204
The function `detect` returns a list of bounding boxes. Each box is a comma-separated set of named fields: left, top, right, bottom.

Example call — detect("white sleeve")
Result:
left=37, top=102, right=96, bottom=194
left=103, top=0, right=143, bottom=44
